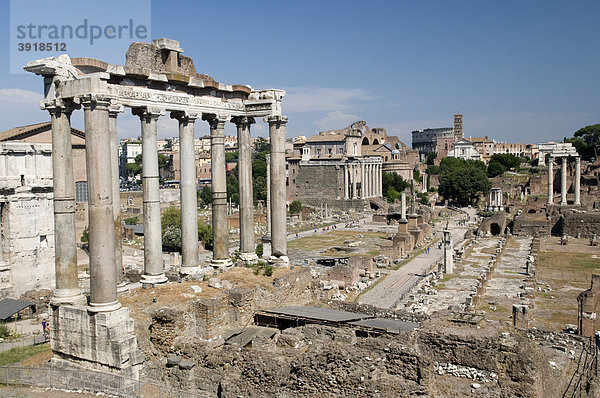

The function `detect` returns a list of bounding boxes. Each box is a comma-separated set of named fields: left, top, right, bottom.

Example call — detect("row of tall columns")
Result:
left=49, top=98, right=288, bottom=311
left=547, top=156, right=581, bottom=206
left=344, top=162, right=382, bottom=199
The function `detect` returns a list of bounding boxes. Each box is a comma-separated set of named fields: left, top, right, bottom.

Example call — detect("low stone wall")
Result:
left=563, top=212, right=600, bottom=238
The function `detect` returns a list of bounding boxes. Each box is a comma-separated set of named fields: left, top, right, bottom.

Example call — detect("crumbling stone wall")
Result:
left=563, top=212, right=600, bottom=238
left=578, top=274, right=600, bottom=337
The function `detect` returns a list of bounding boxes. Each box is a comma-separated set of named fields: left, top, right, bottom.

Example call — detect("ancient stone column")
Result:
left=360, top=162, right=365, bottom=199
left=172, top=111, right=199, bottom=274
left=135, top=107, right=167, bottom=284
left=367, top=163, right=372, bottom=198
left=266, top=115, right=288, bottom=261
left=344, top=165, right=349, bottom=200
left=47, top=101, right=81, bottom=305
left=377, top=164, right=381, bottom=196
left=233, top=116, right=258, bottom=263
left=351, top=165, right=357, bottom=199
left=561, top=156, right=567, bottom=205
left=109, top=104, right=126, bottom=292
left=204, top=114, right=232, bottom=268
left=401, top=190, right=407, bottom=220
left=575, top=156, right=581, bottom=205
left=83, top=96, right=120, bottom=312
left=265, top=154, right=271, bottom=236
left=443, top=227, right=454, bottom=274
left=547, top=157, right=554, bottom=206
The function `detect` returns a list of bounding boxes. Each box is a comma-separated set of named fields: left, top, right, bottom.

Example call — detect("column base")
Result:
left=179, top=265, right=201, bottom=276
left=50, top=288, right=84, bottom=306
left=140, top=273, right=168, bottom=285
left=211, top=258, right=233, bottom=269
left=117, top=282, right=129, bottom=294
left=239, top=252, right=259, bottom=263
left=269, top=255, right=289, bottom=266
left=87, top=300, right=122, bottom=313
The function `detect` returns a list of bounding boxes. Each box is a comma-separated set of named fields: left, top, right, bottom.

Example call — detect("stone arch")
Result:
left=490, top=223, right=501, bottom=236
left=362, top=137, right=370, bottom=145
left=528, top=209, right=536, bottom=214
left=373, top=139, right=379, bottom=145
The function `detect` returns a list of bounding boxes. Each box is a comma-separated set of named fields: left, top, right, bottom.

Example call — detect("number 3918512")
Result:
left=18, top=42, right=67, bottom=51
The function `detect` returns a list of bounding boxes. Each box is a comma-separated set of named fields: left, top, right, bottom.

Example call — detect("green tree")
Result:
left=198, top=185, right=212, bottom=206
left=289, top=200, right=302, bottom=214
left=160, top=206, right=213, bottom=252
left=487, top=161, right=506, bottom=178
left=382, top=172, right=410, bottom=203
left=574, top=124, right=600, bottom=159
left=438, top=157, right=490, bottom=205
left=426, top=152, right=437, bottom=165
left=225, top=151, right=238, bottom=163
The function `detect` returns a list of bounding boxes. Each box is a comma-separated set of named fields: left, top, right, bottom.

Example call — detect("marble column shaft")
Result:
left=173, top=111, right=199, bottom=271
left=575, top=156, right=581, bottom=205
left=108, top=105, right=124, bottom=288
left=233, top=116, right=257, bottom=260
left=205, top=114, right=230, bottom=264
left=267, top=115, right=288, bottom=258
left=547, top=157, right=554, bottom=206
left=137, top=107, right=167, bottom=283
left=344, top=165, right=349, bottom=199
left=48, top=104, right=80, bottom=303
left=401, top=191, right=407, bottom=220
left=83, top=97, right=120, bottom=312
left=266, top=154, right=271, bottom=236
left=352, top=165, right=357, bottom=199
left=561, top=156, right=567, bottom=205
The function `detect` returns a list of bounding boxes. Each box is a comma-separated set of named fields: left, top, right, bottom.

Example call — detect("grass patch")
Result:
left=366, top=250, right=380, bottom=256
left=0, top=343, right=50, bottom=367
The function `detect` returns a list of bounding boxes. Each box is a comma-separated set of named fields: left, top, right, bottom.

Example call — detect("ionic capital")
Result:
left=231, top=116, right=256, bottom=129
left=108, top=102, right=125, bottom=118
left=132, top=106, right=165, bottom=121
left=43, top=98, right=79, bottom=115
left=170, top=110, right=199, bottom=122
left=202, top=113, right=229, bottom=130
left=79, top=94, right=112, bottom=110
left=264, top=115, right=288, bottom=126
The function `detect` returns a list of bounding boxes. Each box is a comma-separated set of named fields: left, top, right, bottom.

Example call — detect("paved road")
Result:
left=358, top=208, right=476, bottom=309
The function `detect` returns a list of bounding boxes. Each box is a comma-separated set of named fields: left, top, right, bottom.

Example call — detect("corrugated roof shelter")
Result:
left=255, top=306, right=372, bottom=329
left=0, top=298, right=34, bottom=321
left=349, top=318, right=419, bottom=336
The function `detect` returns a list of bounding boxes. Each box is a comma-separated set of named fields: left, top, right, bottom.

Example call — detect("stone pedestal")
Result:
left=50, top=304, right=144, bottom=379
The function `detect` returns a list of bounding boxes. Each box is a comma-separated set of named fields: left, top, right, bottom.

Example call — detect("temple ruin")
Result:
left=24, top=38, right=288, bottom=376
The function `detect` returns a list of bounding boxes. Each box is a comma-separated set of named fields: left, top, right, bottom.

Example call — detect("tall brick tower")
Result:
left=453, top=113, right=463, bottom=140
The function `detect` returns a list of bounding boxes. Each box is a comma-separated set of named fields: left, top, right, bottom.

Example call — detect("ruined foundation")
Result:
left=50, top=305, right=144, bottom=378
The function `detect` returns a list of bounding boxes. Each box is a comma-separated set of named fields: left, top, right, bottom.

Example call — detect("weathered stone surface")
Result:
left=50, top=305, right=142, bottom=378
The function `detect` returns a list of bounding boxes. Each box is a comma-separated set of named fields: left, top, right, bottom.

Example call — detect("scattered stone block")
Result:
left=190, top=285, right=202, bottom=294
left=179, top=359, right=195, bottom=370
left=166, top=355, right=182, bottom=367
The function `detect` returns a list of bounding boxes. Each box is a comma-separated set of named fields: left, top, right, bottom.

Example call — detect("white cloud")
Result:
left=316, top=111, right=360, bottom=131
left=283, top=86, right=375, bottom=113
left=0, top=88, right=42, bottom=105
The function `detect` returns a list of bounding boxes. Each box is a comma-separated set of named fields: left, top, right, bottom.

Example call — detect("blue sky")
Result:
left=0, top=0, right=598, bottom=145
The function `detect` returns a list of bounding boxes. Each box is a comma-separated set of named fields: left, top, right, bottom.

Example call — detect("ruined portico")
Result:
left=25, top=38, right=288, bottom=375
left=544, top=142, right=580, bottom=206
